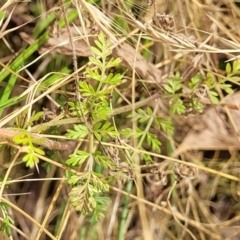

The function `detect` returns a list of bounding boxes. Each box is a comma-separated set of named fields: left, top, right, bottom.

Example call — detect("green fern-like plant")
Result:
left=9, top=111, right=45, bottom=168
left=0, top=202, right=14, bottom=237
left=65, top=32, right=123, bottom=222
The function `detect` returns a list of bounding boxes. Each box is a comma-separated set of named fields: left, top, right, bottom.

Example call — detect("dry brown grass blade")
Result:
left=0, top=128, right=70, bottom=150
left=2, top=0, right=240, bottom=239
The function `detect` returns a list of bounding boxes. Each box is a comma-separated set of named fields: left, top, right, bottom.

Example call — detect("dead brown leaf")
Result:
left=20, top=27, right=162, bottom=82
left=174, top=92, right=240, bottom=157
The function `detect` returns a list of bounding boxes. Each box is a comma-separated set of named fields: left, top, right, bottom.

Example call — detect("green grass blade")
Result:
left=0, top=31, right=49, bottom=83
left=0, top=66, right=71, bottom=116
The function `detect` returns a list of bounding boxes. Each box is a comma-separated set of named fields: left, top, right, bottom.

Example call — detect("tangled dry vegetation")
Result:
left=1, top=0, right=240, bottom=240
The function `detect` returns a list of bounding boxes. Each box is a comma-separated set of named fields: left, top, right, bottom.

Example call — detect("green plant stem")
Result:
left=89, top=134, right=94, bottom=171
left=110, top=92, right=160, bottom=115
left=137, top=104, right=158, bottom=148
left=118, top=180, right=133, bottom=240
left=0, top=93, right=160, bottom=153
left=32, top=93, right=160, bottom=130
left=97, top=55, right=106, bottom=93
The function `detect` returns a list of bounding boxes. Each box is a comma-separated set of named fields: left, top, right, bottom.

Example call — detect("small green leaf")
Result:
left=209, top=90, right=219, bottom=104
left=123, top=128, right=141, bottom=139
left=102, top=49, right=112, bottom=57
left=66, top=124, right=89, bottom=139
left=226, top=63, right=232, bottom=74
left=175, top=71, right=181, bottom=78
left=66, top=151, right=91, bottom=166
left=142, top=151, right=152, bottom=164
left=204, top=73, right=214, bottom=87
left=89, top=56, right=103, bottom=68
left=23, top=152, right=39, bottom=168
left=164, top=84, right=174, bottom=93
left=105, top=58, right=122, bottom=68
left=13, top=131, right=30, bottom=145
left=147, top=107, right=153, bottom=115
left=86, top=68, right=101, bottom=81
left=232, top=60, right=240, bottom=72
left=94, top=39, right=103, bottom=50
left=188, top=72, right=201, bottom=89
left=155, top=118, right=174, bottom=135
left=97, top=33, right=105, bottom=44
left=94, top=151, right=114, bottom=168
left=79, top=82, right=96, bottom=96
left=170, top=98, right=186, bottom=114
left=0, top=11, right=5, bottom=20
left=24, top=111, right=43, bottom=128
left=0, top=215, right=14, bottom=237
left=225, top=87, right=234, bottom=94
left=90, top=47, right=102, bottom=57
left=91, top=102, right=112, bottom=121
left=146, top=132, right=161, bottom=152
left=93, top=122, right=118, bottom=138
left=68, top=175, right=82, bottom=185
left=103, top=73, right=123, bottom=85
left=32, top=147, right=45, bottom=155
